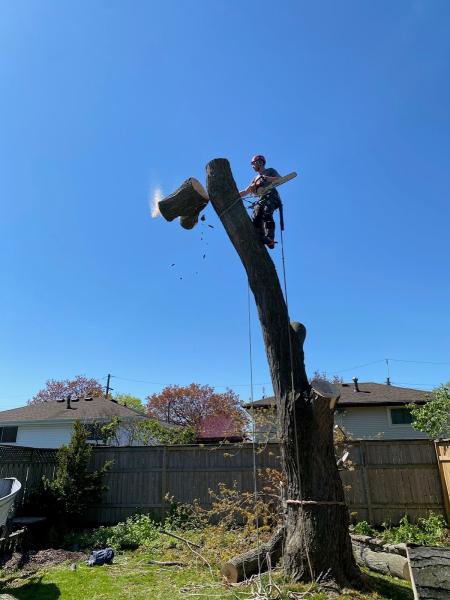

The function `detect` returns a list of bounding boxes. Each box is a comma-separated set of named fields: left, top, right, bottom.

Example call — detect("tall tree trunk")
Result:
left=206, top=158, right=360, bottom=588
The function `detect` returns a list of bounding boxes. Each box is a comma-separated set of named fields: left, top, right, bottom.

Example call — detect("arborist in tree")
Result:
left=239, top=154, right=282, bottom=250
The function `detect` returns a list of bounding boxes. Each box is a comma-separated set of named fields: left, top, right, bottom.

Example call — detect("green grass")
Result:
left=0, top=552, right=413, bottom=600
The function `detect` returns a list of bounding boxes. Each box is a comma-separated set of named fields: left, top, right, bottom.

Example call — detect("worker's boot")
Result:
left=263, top=221, right=276, bottom=249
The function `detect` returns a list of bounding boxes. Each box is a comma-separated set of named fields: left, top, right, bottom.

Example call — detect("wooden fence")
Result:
left=0, top=440, right=447, bottom=526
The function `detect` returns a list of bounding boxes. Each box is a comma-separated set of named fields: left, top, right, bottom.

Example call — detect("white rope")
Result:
left=279, top=224, right=315, bottom=581
left=247, top=282, right=262, bottom=578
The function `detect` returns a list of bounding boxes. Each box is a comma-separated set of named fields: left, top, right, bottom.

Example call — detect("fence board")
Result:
left=0, top=441, right=446, bottom=525
left=435, top=440, right=450, bottom=524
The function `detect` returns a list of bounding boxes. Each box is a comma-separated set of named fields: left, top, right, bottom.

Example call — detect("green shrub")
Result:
left=164, top=498, right=207, bottom=531
left=381, top=513, right=448, bottom=546
left=353, top=513, right=448, bottom=546
left=24, top=421, right=111, bottom=533
left=353, top=520, right=377, bottom=537
left=66, top=514, right=160, bottom=551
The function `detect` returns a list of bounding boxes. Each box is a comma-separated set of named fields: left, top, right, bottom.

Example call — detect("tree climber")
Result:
left=239, top=154, right=282, bottom=249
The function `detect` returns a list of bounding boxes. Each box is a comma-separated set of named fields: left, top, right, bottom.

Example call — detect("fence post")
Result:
left=434, top=441, right=450, bottom=525
left=360, top=441, right=374, bottom=523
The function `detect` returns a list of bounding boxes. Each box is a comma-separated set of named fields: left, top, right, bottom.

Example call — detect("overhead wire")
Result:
left=109, top=374, right=271, bottom=388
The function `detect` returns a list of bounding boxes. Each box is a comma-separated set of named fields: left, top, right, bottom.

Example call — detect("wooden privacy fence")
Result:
left=0, top=446, right=58, bottom=507
left=0, top=440, right=447, bottom=526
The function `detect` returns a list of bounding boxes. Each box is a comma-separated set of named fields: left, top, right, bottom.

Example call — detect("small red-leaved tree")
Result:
left=30, top=375, right=104, bottom=404
left=146, top=383, right=247, bottom=435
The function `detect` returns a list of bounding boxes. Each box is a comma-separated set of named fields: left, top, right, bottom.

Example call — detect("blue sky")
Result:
left=1, top=1, right=449, bottom=410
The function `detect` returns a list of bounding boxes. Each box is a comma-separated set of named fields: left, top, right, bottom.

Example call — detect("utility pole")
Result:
left=105, top=374, right=113, bottom=399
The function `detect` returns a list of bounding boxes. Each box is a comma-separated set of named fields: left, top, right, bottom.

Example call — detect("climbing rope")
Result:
left=279, top=215, right=315, bottom=581
left=247, top=283, right=262, bottom=578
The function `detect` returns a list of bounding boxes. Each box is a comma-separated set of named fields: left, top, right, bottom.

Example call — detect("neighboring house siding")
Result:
left=335, top=406, right=428, bottom=440
left=15, top=424, right=74, bottom=448
left=0, top=423, right=141, bottom=449
left=250, top=406, right=429, bottom=442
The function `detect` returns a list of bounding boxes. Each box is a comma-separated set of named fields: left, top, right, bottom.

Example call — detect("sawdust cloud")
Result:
left=150, top=187, right=163, bottom=218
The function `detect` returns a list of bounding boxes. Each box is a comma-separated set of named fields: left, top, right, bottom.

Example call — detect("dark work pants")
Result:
left=252, top=194, right=279, bottom=242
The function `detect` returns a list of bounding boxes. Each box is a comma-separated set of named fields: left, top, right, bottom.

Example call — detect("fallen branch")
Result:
left=159, top=528, right=212, bottom=574
left=148, top=560, right=186, bottom=567
left=159, top=529, right=201, bottom=548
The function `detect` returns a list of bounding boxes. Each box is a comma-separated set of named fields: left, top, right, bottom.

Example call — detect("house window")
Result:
left=390, top=408, right=413, bottom=425
left=84, top=423, right=103, bottom=442
left=0, top=426, right=18, bottom=443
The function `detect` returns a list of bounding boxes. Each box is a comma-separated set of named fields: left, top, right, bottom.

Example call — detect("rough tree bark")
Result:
left=206, top=158, right=360, bottom=588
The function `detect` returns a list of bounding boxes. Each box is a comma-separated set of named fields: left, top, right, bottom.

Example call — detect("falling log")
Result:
left=221, top=527, right=284, bottom=583
left=158, top=177, right=209, bottom=229
left=179, top=214, right=199, bottom=230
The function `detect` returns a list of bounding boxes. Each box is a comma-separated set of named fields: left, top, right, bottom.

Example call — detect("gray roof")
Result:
left=0, top=396, right=148, bottom=425
left=243, top=382, right=430, bottom=409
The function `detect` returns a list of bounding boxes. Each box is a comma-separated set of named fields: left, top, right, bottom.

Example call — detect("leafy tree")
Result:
left=97, top=416, right=196, bottom=446
left=30, top=375, right=103, bottom=404
left=138, top=419, right=196, bottom=445
left=311, top=370, right=344, bottom=384
left=35, top=421, right=112, bottom=528
left=146, top=383, right=247, bottom=434
left=114, top=393, right=145, bottom=413
left=409, top=384, right=450, bottom=439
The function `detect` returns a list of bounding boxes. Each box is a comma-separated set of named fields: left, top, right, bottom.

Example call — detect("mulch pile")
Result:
left=0, top=548, right=86, bottom=574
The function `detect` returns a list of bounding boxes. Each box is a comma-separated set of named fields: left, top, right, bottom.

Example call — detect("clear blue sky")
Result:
left=1, top=1, right=449, bottom=410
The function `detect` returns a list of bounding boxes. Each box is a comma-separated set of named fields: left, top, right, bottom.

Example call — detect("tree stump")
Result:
left=158, top=177, right=208, bottom=229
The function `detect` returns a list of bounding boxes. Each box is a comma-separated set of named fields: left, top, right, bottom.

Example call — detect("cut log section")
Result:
left=352, top=541, right=410, bottom=581
left=158, top=178, right=209, bottom=229
left=406, top=545, right=450, bottom=599
left=221, top=527, right=284, bottom=583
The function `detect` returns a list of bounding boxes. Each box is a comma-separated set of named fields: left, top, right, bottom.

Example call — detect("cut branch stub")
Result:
left=158, top=177, right=209, bottom=230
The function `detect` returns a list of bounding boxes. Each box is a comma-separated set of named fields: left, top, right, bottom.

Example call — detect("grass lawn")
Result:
left=0, top=551, right=413, bottom=600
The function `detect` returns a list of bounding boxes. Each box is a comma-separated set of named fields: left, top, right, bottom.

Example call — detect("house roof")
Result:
left=197, top=415, right=244, bottom=442
left=0, top=396, right=149, bottom=425
left=243, top=382, right=430, bottom=409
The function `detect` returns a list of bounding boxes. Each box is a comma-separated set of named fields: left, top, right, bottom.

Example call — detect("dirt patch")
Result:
left=0, top=548, right=86, bottom=573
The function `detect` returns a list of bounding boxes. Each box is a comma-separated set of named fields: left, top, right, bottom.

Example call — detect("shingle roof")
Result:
left=243, top=382, right=430, bottom=409
left=197, top=415, right=244, bottom=442
left=0, top=396, right=148, bottom=424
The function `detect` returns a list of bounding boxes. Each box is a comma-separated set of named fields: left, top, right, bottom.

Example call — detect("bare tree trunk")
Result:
left=206, top=158, right=360, bottom=588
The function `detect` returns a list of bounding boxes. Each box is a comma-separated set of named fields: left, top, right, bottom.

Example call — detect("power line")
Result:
left=333, top=359, right=385, bottom=374
left=389, top=359, right=450, bottom=366
left=110, top=374, right=271, bottom=388
left=332, top=357, right=450, bottom=374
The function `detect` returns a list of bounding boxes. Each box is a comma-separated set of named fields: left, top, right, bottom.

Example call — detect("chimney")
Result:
left=352, top=377, right=360, bottom=392
left=386, top=377, right=391, bottom=386
left=66, top=394, right=72, bottom=409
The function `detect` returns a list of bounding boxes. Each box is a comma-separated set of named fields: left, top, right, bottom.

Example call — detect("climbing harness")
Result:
left=217, top=172, right=297, bottom=220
